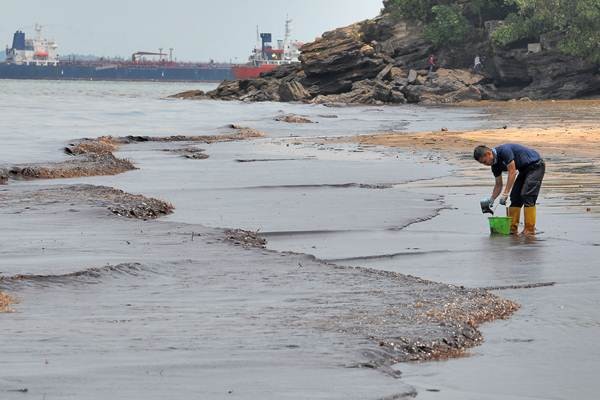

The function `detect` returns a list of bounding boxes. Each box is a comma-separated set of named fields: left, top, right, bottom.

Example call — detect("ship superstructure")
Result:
left=5, top=24, right=59, bottom=66
left=1, top=25, right=233, bottom=82
left=232, top=18, right=302, bottom=79
left=2, top=20, right=302, bottom=82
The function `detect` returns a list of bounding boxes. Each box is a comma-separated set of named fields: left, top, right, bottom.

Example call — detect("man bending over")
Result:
left=474, top=144, right=545, bottom=235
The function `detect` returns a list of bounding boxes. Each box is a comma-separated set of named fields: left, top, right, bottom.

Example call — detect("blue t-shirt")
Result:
left=491, top=143, right=541, bottom=177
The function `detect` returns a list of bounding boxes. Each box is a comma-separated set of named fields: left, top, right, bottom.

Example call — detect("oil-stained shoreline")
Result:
left=0, top=183, right=517, bottom=371
left=3, top=76, right=599, bottom=399
left=0, top=130, right=518, bottom=395
left=1, top=125, right=263, bottom=183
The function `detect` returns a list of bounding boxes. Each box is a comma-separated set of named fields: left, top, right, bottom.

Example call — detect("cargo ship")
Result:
left=232, top=18, right=302, bottom=79
left=1, top=24, right=233, bottom=82
left=1, top=22, right=301, bottom=82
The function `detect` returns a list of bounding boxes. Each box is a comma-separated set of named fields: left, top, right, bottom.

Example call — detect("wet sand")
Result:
left=2, top=82, right=599, bottom=399
left=308, top=109, right=600, bottom=399
left=0, top=291, right=14, bottom=313
left=352, top=124, right=600, bottom=158
left=0, top=183, right=516, bottom=399
left=2, top=126, right=263, bottom=183
left=0, top=101, right=519, bottom=398
left=0, top=96, right=519, bottom=398
left=346, top=123, right=600, bottom=212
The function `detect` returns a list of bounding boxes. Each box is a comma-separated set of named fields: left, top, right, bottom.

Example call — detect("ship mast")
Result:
left=255, top=25, right=261, bottom=59
left=34, top=23, right=42, bottom=40
left=283, top=17, right=292, bottom=61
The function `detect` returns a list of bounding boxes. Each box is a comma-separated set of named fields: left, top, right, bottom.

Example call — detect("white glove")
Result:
left=499, top=193, right=508, bottom=206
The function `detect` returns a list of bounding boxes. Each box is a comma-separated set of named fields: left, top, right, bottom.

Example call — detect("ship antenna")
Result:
left=256, top=25, right=260, bottom=51
left=283, top=16, right=292, bottom=60
left=35, top=23, right=42, bottom=40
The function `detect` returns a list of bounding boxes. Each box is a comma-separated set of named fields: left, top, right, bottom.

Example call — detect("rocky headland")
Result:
left=173, top=8, right=600, bottom=105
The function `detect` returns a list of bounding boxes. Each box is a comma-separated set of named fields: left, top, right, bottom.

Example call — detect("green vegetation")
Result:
left=385, top=0, right=513, bottom=48
left=385, top=0, right=512, bottom=28
left=493, top=0, right=600, bottom=62
left=386, top=0, right=436, bottom=21
left=384, top=0, right=600, bottom=62
left=490, top=13, right=543, bottom=46
left=423, top=5, right=471, bottom=47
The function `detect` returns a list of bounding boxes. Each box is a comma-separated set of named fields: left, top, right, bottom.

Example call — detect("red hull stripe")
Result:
left=232, top=64, right=277, bottom=79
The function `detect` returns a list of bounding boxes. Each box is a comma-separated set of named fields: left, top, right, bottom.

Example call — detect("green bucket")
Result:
left=488, top=216, right=512, bottom=235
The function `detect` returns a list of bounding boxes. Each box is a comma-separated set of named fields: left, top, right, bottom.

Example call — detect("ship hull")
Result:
left=0, top=63, right=234, bottom=82
left=232, top=64, right=278, bottom=80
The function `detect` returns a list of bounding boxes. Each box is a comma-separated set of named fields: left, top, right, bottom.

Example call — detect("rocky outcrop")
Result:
left=172, top=14, right=600, bottom=105
left=484, top=49, right=600, bottom=100
left=403, top=68, right=484, bottom=104
left=274, top=114, right=315, bottom=123
left=278, top=80, right=311, bottom=102
left=312, top=78, right=407, bottom=105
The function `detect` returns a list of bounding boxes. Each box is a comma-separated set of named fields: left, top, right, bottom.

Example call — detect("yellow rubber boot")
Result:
left=523, top=206, right=536, bottom=236
left=508, top=207, right=521, bottom=234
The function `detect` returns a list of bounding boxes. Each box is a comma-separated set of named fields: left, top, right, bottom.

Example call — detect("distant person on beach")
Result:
left=473, top=55, right=483, bottom=73
left=474, top=144, right=545, bottom=235
left=427, top=54, right=436, bottom=74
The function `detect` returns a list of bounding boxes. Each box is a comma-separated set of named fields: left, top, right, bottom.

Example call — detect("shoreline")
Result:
left=0, top=130, right=520, bottom=372
left=0, top=181, right=518, bottom=376
left=352, top=124, right=600, bottom=158
left=340, top=123, right=600, bottom=212
left=3, top=90, right=599, bottom=397
left=1, top=126, right=264, bottom=184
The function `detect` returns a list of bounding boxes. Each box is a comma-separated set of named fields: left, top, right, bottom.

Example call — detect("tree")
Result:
left=493, top=0, right=600, bottom=62
left=424, top=5, right=472, bottom=47
left=384, top=0, right=437, bottom=21
left=466, top=0, right=516, bottom=27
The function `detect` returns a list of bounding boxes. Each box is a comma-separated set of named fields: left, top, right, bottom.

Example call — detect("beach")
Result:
left=1, top=80, right=599, bottom=399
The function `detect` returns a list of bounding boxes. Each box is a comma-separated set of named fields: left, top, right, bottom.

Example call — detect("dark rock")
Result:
left=261, top=63, right=303, bottom=79
left=390, top=89, right=407, bottom=104
left=275, top=114, right=315, bottom=124
left=492, top=50, right=532, bottom=85
left=403, top=84, right=426, bottom=103
left=169, top=89, right=205, bottom=99
left=313, top=79, right=405, bottom=105
left=278, top=80, right=311, bottom=102
left=489, top=49, right=600, bottom=99
left=376, top=64, right=395, bottom=81
left=401, top=69, right=483, bottom=104
left=162, top=147, right=209, bottom=160
left=389, top=66, right=406, bottom=80
left=170, top=13, right=600, bottom=104
left=317, top=114, right=339, bottom=119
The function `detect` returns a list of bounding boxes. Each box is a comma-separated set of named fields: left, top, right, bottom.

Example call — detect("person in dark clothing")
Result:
left=474, top=143, right=545, bottom=235
left=427, top=54, right=436, bottom=74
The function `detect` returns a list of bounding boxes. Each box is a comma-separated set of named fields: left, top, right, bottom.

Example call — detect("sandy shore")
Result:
left=3, top=79, right=599, bottom=398
left=352, top=125, right=600, bottom=158
left=0, top=291, right=14, bottom=313
left=0, top=122, right=523, bottom=398
left=0, top=182, right=519, bottom=397
left=345, top=123, right=600, bottom=212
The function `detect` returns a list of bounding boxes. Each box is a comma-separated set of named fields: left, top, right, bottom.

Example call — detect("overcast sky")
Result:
left=2, top=0, right=383, bottom=62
